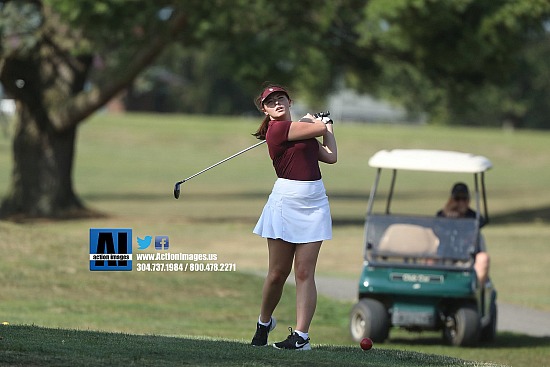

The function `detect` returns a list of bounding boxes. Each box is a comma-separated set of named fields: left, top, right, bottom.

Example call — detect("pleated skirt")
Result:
left=253, top=178, right=332, bottom=243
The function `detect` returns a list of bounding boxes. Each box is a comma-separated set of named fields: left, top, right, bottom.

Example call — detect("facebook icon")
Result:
left=155, top=235, right=169, bottom=250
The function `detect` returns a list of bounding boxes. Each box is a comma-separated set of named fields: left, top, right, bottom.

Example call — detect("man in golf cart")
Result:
left=437, top=182, right=490, bottom=286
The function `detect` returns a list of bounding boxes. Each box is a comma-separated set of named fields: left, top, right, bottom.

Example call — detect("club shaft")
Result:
left=180, top=140, right=266, bottom=183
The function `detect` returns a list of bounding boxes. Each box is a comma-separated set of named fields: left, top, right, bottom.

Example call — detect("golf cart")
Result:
left=349, top=149, right=497, bottom=347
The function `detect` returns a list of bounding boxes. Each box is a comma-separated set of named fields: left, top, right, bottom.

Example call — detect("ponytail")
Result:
left=252, top=86, right=270, bottom=140
left=253, top=115, right=270, bottom=140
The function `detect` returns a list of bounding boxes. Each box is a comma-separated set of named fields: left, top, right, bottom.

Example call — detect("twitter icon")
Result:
left=137, top=236, right=152, bottom=250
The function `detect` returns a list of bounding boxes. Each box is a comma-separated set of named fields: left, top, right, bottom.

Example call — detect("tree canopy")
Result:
left=357, top=0, right=550, bottom=128
left=1, top=0, right=549, bottom=219
left=116, top=0, right=550, bottom=128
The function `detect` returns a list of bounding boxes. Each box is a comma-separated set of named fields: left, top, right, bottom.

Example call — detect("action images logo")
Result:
left=89, top=228, right=133, bottom=271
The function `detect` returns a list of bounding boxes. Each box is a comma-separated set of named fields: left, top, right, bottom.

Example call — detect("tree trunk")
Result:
left=0, top=107, right=87, bottom=220
left=0, top=45, right=96, bottom=220
left=0, top=3, right=188, bottom=220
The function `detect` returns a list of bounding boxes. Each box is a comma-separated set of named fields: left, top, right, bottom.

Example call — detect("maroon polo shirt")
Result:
left=266, top=120, right=321, bottom=181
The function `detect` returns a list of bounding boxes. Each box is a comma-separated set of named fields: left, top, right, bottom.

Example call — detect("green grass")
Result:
left=1, top=113, right=550, bottom=366
left=0, top=325, right=506, bottom=367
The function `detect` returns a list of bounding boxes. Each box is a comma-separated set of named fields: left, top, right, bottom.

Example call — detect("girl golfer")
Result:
left=250, top=84, right=337, bottom=350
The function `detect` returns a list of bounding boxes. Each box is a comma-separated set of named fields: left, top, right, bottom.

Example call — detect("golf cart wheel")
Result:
left=480, top=299, right=498, bottom=343
left=443, top=304, right=480, bottom=347
left=350, top=298, right=389, bottom=343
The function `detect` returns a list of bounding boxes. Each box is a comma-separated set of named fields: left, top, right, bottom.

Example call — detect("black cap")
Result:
left=451, top=182, right=469, bottom=198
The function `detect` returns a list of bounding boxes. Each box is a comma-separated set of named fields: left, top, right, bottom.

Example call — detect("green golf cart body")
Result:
left=349, top=149, right=497, bottom=347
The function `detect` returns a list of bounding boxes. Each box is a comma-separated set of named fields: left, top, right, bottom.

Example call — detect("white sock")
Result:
left=258, top=316, right=271, bottom=326
left=295, top=330, right=309, bottom=340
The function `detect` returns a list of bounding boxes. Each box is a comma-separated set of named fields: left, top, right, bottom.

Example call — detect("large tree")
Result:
left=0, top=0, right=187, bottom=219
left=122, top=0, right=550, bottom=129
left=0, top=0, right=343, bottom=219
left=2, top=0, right=549, bottom=220
left=349, top=0, right=550, bottom=127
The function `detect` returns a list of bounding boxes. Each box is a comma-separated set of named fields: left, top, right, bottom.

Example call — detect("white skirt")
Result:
left=253, top=178, right=332, bottom=243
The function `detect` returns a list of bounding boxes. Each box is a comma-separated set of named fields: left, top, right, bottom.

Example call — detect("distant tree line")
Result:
left=0, top=0, right=549, bottom=219
left=125, top=0, right=550, bottom=129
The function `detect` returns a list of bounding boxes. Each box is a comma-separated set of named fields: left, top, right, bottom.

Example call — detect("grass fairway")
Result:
left=1, top=113, right=550, bottom=366
left=1, top=325, right=504, bottom=367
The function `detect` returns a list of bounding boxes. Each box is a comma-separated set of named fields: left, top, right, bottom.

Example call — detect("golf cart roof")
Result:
left=368, top=149, right=492, bottom=173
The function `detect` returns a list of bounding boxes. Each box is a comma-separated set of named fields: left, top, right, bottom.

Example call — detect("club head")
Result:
left=173, top=182, right=181, bottom=199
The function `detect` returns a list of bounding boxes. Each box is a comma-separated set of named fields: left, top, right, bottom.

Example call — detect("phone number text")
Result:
left=136, top=262, right=237, bottom=272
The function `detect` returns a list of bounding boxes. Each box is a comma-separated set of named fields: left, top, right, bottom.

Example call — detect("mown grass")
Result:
left=0, top=325, right=506, bottom=367
left=1, top=113, right=550, bottom=366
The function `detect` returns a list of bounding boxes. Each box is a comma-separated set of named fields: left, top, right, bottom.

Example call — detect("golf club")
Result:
left=173, top=111, right=330, bottom=199
left=173, top=140, right=266, bottom=199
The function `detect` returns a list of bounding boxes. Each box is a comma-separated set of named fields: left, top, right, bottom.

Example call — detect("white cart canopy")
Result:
left=368, top=149, right=492, bottom=173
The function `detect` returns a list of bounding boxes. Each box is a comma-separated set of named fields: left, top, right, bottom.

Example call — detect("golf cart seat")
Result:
left=376, top=224, right=439, bottom=263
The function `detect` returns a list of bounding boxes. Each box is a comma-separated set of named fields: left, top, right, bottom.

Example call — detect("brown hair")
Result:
left=253, top=115, right=271, bottom=141
left=252, top=83, right=290, bottom=140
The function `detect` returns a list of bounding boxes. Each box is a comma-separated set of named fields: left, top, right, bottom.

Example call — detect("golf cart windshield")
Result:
left=365, top=214, right=479, bottom=269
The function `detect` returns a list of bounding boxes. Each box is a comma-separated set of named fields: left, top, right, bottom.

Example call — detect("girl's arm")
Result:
left=318, top=122, right=337, bottom=164
left=287, top=113, right=327, bottom=141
